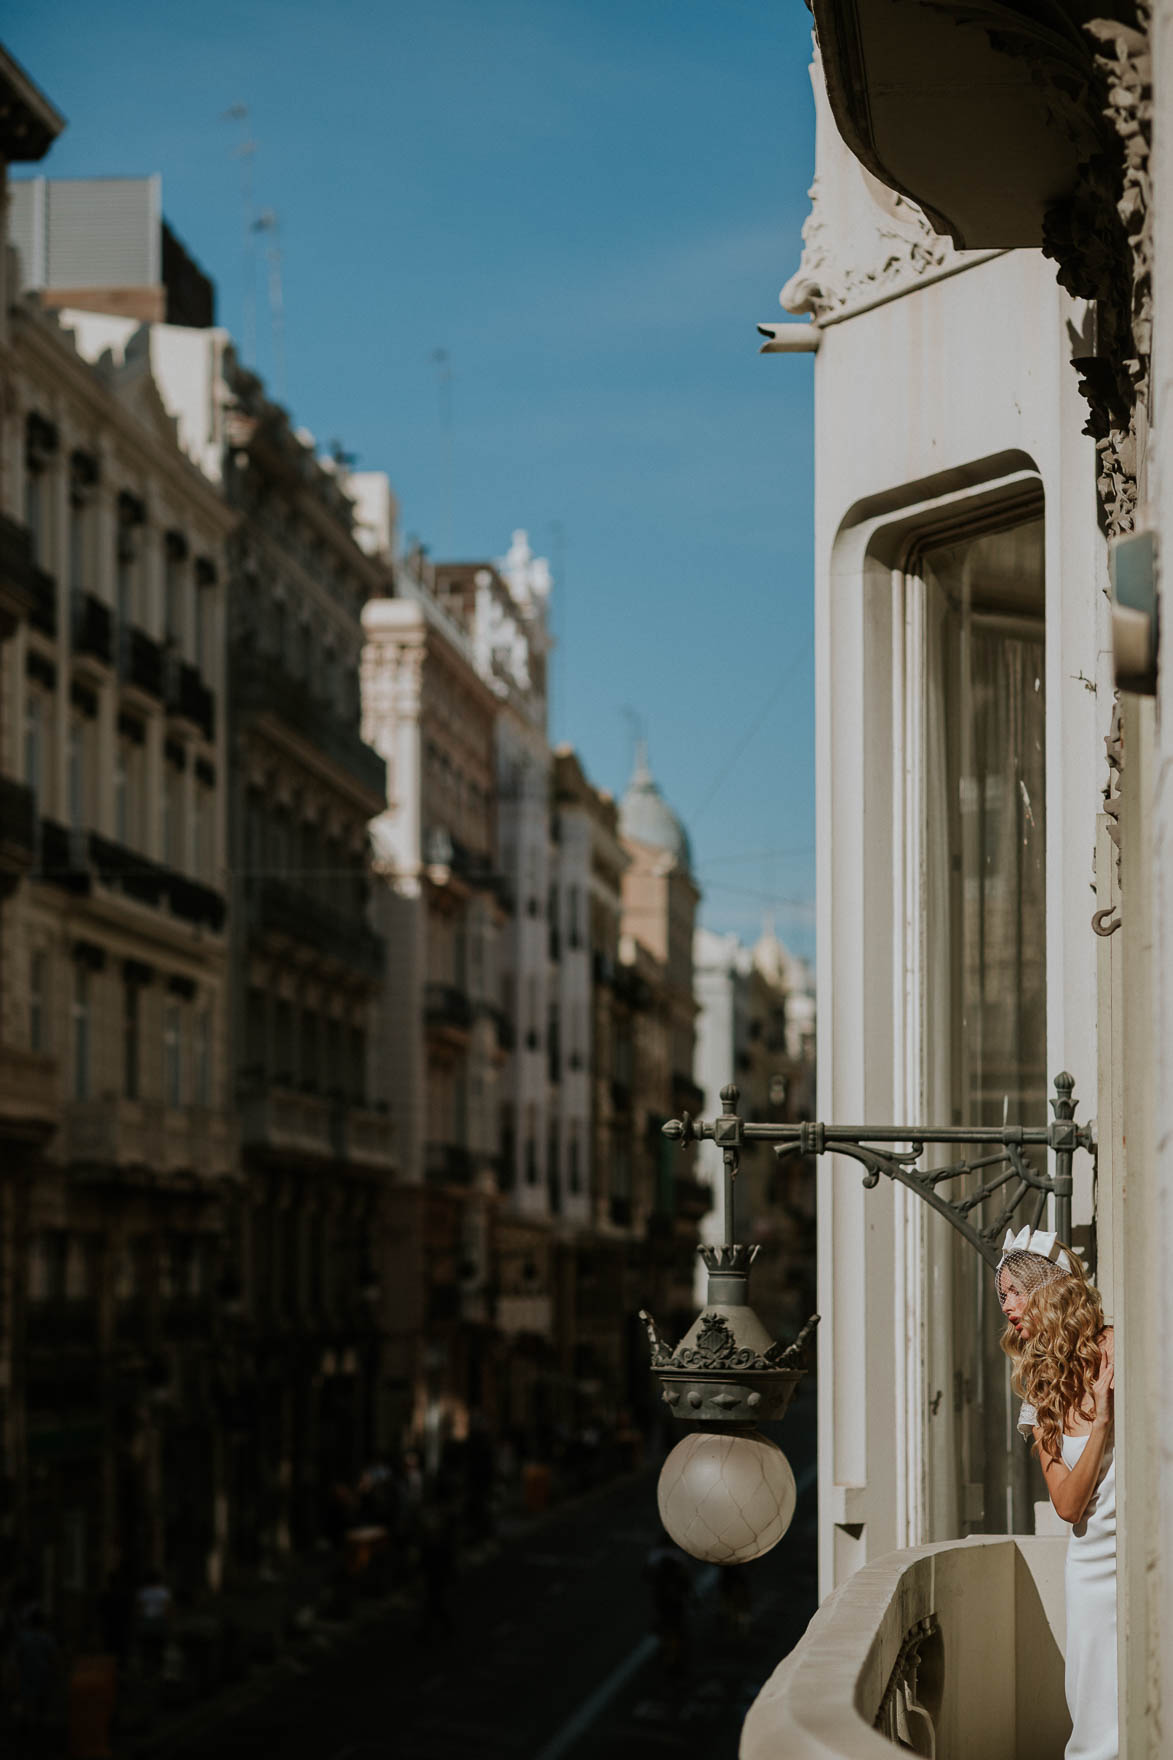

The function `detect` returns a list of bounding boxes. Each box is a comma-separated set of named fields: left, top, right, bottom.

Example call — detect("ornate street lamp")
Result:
left=640, top=1083, right=818, bottom=1566
left=643, top=1071, right=1095, bottom=1564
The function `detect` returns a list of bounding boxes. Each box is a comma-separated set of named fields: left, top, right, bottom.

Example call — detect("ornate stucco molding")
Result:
left=782, top=36, right=996, bottom=327
left=781, top=172, right=964, bottom=323
left=1093, top=697, right=1125, bottom=935
left=1042, top=7, right=1152, bottom=536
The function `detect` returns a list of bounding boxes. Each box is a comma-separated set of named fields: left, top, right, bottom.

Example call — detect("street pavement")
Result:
left=148, top=1383, right=818, bottom=1760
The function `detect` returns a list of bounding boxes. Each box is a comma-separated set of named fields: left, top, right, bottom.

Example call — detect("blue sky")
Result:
left=9, top=0, right=818, bottom=959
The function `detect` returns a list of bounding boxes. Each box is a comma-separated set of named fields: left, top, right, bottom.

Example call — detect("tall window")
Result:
left=164, top=1001, right=182, bottom=1107
left=24, top=694, right=43, bottom=811
left=67, top=718, right=85, bottom=831
left=194, top=580, right=209, bottom=675
left=116, top=530, right=136, bottom=629
left=164, top=765, right=184, bottom=869
left=194, top=1006, right=211, bottom=1107
left=25, top=463, right=44, bottom=565
left=123, top=979, right=141, bottom=1100
left=72, top=966, right=91, bottom=1101
left=29, top=950, right=47, bottom=1053
left=69, top=495, right=88, bottom=595
left=300, top=1009, right=319, bottom=1090
left=921, top=514, right=1046, bottom=1128
left=165, top=537, right=185, bottom=648
left=917, top=509, right=1046, bottom=1541
left=114, top=747, right=128, bottom=845
left=192, top=783, right=207, bottom=881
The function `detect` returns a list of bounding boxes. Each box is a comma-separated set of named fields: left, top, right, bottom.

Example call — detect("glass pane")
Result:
left=924, top=516, right=1046, bottom=1129
left=921, top=510, right=1046, bottom=1542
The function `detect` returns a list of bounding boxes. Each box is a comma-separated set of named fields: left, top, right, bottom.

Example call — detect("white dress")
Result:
left=1019, top=1403, right=1118, bottom=1760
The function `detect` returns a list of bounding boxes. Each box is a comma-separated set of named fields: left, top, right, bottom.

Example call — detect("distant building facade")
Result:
left=692, top=925, right=816, bottom=1334
left=1, top=97, right=239, bottom=1627
left=361, top=531, right=506, bottom=1459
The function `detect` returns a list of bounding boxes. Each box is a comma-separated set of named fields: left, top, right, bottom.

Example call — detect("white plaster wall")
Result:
left=807, top=184, right=1105, bottom=1590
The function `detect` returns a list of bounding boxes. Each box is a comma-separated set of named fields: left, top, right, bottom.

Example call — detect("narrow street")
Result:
left=147, top=1386, right=817, bottom=1760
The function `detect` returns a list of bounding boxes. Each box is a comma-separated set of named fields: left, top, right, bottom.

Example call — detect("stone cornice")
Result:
left=12, top=306, right=236, bottom=534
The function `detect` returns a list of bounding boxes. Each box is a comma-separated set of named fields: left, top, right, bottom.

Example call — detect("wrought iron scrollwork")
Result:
left=664, top=1074, right=1094, bottom=1270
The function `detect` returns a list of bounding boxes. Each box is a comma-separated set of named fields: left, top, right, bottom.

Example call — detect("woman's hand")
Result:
left=1092, top=1330, right=1115, bottom=1429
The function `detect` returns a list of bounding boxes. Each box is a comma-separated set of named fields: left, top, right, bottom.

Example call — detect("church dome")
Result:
left=619, top=743, right=692, bottom=870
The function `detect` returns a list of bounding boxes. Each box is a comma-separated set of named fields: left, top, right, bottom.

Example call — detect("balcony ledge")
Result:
left=741, top=1533, right=1068, bottom=1760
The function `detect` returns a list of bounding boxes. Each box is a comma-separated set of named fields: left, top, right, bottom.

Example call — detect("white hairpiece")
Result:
left=996, top=1225, right=1076, bottom=1275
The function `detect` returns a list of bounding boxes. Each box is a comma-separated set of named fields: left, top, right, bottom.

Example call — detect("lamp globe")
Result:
left=657, top=1427, right=796, bottom=1565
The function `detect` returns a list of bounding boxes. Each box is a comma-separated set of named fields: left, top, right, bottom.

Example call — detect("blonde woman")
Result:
left=997, top=1227, right=1116, bottom=1760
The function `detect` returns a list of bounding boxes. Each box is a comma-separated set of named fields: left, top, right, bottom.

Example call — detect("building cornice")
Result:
left=11, top=307, right=237, bottom=534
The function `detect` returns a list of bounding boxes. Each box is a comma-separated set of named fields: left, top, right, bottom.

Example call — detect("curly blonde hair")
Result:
left=998, top=1246, right=1105, bottom=1463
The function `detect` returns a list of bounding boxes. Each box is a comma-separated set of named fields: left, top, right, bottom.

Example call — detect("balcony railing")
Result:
left=71, top=589, right=113, bottom=665
left=239, top=1084, right=335, bottom=1162
left=63, top=1099, right=236, bottom=1178
left=424, top=1141, right=474, bottom=1186
left=0, top=777, right=37, bottom=880
left=0, top=509, right=35, bottom=596
left=233, top=655, right=385, bottom=800
left=56, top=830, right=229, bottom=931
left=166, top=653, right=215, bottom=740
left=118, top=625, right=164, bottom=699
left=424, top=982, right=473, bottom=1035
left=251, top=878, right=383, bottom=979
left=0, top=1043, right=57, bottom=1140
left=741, top=1535, right=1068, bottom=1760
left=335, top=1104, right=395, bottom=1171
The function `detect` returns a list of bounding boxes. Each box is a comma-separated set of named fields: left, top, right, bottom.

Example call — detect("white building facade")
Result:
left=744, top=8, right=1173, bottom=1755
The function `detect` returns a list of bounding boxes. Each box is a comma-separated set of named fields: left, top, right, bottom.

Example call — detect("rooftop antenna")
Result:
left=222, top=103, right=257, bottom=368
left=254, top=209, right=286, bottom=402
left=431, top=347, right=453, bottom=556
left=621, top=705, right=647, bottom=777
left=550, top=518, right=566, bottom=741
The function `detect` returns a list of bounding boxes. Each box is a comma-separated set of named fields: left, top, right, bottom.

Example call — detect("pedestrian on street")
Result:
left=135, top=1570, right=173, bottom=1676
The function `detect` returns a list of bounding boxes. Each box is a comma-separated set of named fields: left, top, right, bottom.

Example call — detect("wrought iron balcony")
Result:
left=0, top=1043, right=57, bottom=1142
left=250, top=878, right=383, bottom=979
left=0, top=776, right=37, bottom=881
left=71, top=589, right=113, bottom=665
left=424, top=1140, right=474, bottom=1186
left=424, top=982, right=473, bottom=1035
left=118, top=625, right=164, bottom=699
left=35, top=824, right=227, bottom=930
left=239, top=1084, right=335, bottom=1163
left=64, top=1098, right=236, bottom=1179
left=233, top=654, right=385, bottom=801
left=166, top=653, right=215, bottom=740
left=335, top=1104, right=395, bottom=1171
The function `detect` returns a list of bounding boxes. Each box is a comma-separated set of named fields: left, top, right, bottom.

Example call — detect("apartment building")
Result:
left=1, top=102, right=237, bottom=1627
